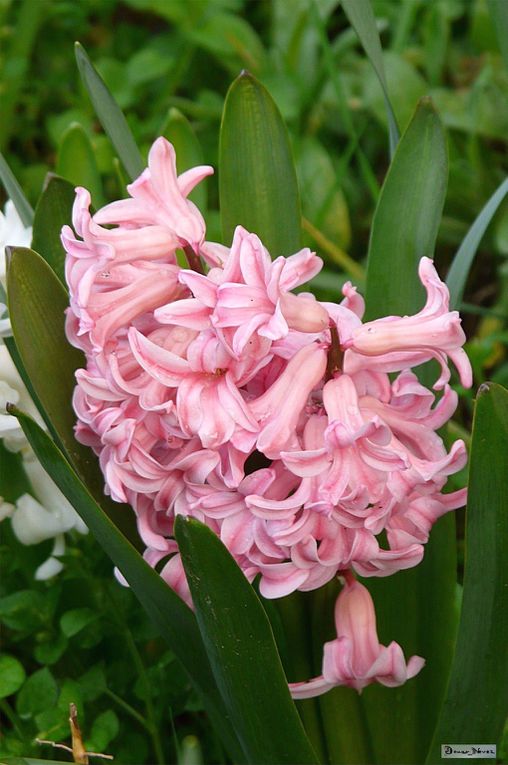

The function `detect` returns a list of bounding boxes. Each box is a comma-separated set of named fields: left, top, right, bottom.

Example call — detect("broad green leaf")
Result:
left=75, top=42, right=144, bottom=182
left=56, top=123, right=105, bottom=209
left=361, top=96, right=453, bottom=765
left=86, top=709, right=120, bottom=751
left=426, top=383, right=508, bottom=762
left=0, top=655, right=26, bottom=698
left=365, top=97, right=448, bottom=320
left=31, top=174, right=76, bottom=285
left=60, top=607, right=98, bottom=638
left=0, top=151, right=34, bottom=227
left=219, top=71, right=301, bottom=256
left=175, top=516, right=319, bottom=765
left=160, top=107, right=207, bottom=210
left=9, top=406, right=246, bottom=764
left=16, top=667, right=58, bottom=717
left=487, top=0, right=508, bottom=71
left=447, top=177, right=508, bottom=309
left=341, top=0, right=400, bottom=156
left=6, top=246, right=138, bottom=542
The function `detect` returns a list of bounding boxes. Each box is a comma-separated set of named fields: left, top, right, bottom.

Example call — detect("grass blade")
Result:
left=0, top=152, right=34, bottom=227
left=446, top=177, right=508, bottom=309
left=74, top=42, right=144, bottom=182
left=341, top=0, right=400, bottom=156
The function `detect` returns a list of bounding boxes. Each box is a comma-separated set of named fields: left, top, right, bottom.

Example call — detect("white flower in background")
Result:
left=0, top=199, right=31, bottom=287
left=0, top=199, right=87, bottom=579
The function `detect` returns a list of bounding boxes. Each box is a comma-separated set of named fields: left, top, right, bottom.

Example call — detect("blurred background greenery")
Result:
left=1, top=0, right=507, bottom=762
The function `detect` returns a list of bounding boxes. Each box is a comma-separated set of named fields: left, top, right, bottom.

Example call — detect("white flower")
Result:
left=0, top=200, right=32, bottom=288
left=0, top=199, right=87, bottom=579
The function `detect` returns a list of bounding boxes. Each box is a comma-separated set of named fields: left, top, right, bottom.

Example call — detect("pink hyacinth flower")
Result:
left=290, top=577, right=424, bottom=698
left=93, top=137, right=213, bottom=254
left=343, top=257, right=472, bottom=389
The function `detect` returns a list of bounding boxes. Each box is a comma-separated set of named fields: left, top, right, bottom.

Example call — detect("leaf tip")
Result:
left=478, top=382, right=491, bottom=397
left=5, top=402, right=19, bottom=417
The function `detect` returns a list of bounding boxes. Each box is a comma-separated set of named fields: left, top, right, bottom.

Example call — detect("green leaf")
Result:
left=341, top=0, right=400, bottom=156
left=34, top=634, right=68, bottom=666
left=160, top=107, right=207, bottom=210
left=0, top=440, right=32, bottom=502
left=16, top=667, right=58, bottom=717
left=31, top=174, right=76, bottom=285
left=487, top=0, right=508, bottom=71
left=426, top=383, right=508, bottom=762
left=187, top=13, right=266, bottom=74
left=6, top=246, right=139, bottom=542
left=74, top=42, right=144, bottom=182
left=0, top=590, right=49, bottom=632
left=8, top=406, right=246, bottom=764
left=362, top=516, right=458, bottom=764
left=0, top=655, right=26, bottom=698
left=447, top=177, right=508, bottom=309
left=56, top=123, right=105, bottom=209
left=365, top=97, right=448, bottom=320
left=86, top=709, right=119, bottom=751
left=175, top=516, right=318, bottom=765
left=60, top=607, right=98, bottom=638
left=219, top=71, right=301, bottom=256
left=0, top=151, right=34, bottom=227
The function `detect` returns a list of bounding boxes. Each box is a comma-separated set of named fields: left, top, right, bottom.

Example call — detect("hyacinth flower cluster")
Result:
left=62, top=137, right=472, bottom=696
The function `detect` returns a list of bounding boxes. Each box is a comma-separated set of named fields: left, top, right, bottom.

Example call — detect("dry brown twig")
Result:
left=35, top=703, right=113, bottom=763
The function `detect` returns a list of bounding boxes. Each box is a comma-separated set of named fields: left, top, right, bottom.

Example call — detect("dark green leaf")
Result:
left=6, top=246, right=139, bottom=542
left=16, top=667, right=58, bottom=717
left=487, top=0, right=508, bottom=71
left=365, top=97, right=448, bottom=320
left=426, top=383, right=508, bottom=762
left=175, top=516, right=319, bottom=765
left=0, top=590, right=49, bottom=632
left=56, top=124, right=105, bottom=209
left=219, top=71, right=301, bottom=256
left=86, top=709, right=119, bottom=751
left=60, top=607, right=98, bottom=638
left=0, top=655, right=26, bottom=698
left=31, top=174, right=76, bottom=285
left=362, top=515, right=458, bottom=764
left=0, top=151, right=34, bottom=227
left=34, top=634, right=68, bottom=666
left=447, top=177, right=508, bottom=309
left=74, top=42, right=144, bottom=182
left=0, top=441, right=32, bottom=502
left=8, top=407, right=245, bottom=764
left=341, top=0, right=400, bottom=156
